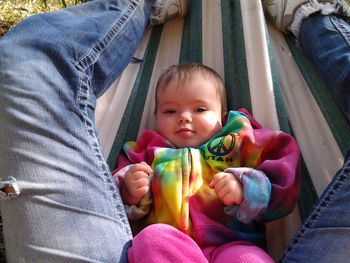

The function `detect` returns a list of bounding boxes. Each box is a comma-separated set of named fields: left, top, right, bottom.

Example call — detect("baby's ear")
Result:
left=222, top=111, right=228, bottom=125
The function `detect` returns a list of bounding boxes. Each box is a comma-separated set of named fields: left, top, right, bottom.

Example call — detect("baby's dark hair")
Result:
left=155, top=63, right=227, bottom=113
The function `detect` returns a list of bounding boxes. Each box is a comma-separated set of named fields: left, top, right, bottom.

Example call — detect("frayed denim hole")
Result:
left=0, top=176, right=20, bottom=200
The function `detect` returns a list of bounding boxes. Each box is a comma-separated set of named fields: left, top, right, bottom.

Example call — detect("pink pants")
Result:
left=128, top=224, right=274, bottom=263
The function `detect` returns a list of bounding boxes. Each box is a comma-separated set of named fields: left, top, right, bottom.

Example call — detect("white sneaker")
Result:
left=149, top=0, right=188, bottom=25
left=263, top=0, right=335, bottom=33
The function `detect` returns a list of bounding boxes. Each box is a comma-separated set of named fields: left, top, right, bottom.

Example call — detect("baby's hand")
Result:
left=209, top=172, right=243, bottom=206
left=121, top=162, right=153, bottom=205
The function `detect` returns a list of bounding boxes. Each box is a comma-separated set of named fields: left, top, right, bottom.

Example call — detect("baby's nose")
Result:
left=178, top=111, right=192, bottom=123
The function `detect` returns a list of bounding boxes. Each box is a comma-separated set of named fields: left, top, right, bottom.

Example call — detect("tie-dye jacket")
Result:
left=114, top=110, right=300, bottom=247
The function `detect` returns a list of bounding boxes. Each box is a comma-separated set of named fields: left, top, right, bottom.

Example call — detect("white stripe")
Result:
left=96, top=29, right=152, bottom=157
left=240, top=0, right=280, bottom=130
left=202, top=0, right=225, bottom=79
left=267, top=23, right=344, bottom=195
left=241, top=1, right=301, bottom=258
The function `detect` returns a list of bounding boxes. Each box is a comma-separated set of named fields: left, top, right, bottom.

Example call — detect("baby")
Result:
left=114, top=63, right=300, bottom=262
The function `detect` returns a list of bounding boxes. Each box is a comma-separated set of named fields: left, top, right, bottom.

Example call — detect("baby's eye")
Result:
left=195, top=107, right=207, bottom=113
left=163, top=109, right=176, bottom=114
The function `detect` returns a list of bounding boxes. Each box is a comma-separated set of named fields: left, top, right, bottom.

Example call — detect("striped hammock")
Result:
left=95, top=0, right=350, bottom=260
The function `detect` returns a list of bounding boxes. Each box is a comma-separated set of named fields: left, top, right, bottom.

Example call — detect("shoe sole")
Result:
left=283, top=0, right=309, bottom=31
left=266, top=0, right=333, bottom=32
left=178, top=0, right=188, bottom=16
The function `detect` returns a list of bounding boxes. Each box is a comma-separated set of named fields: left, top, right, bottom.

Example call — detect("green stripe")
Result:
left=263, top=17, right=318, bottom=221
left=289, top=127, right=319, bottom=222
left=269, top=33, right=320, bottom=221
left=267, top=32, right=317, bottom=221
left=265, top=28, right=290, bottom=133
left=179, top=0, right=202, bottom=63
left=286, top=36, right=350, bottom=156
left=107, top=26, right=163, bottom=170
left=298, top=155, right=319, bottom=222
left=221, top=0, right=251, bottom=111
left=285, top=35, right=350, bottom=220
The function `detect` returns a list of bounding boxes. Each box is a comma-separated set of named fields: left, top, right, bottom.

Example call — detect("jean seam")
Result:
left=330, top=15, right=350, bottom=49
left=281, top=156, right=350, bottom=262
left=74, top=0, right=144, bottom=237
left=74, top=0, right=141, bottom=70
left=77, top=72, right=132, bottom=237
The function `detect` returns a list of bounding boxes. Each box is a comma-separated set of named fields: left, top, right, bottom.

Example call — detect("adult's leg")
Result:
left=299, top=13, right=350, bottom=119
left=0, top=0, right=152, bottom=261
left=263, top=0, right=350, bottom=119
left=281, top=149, right=350, bottom=262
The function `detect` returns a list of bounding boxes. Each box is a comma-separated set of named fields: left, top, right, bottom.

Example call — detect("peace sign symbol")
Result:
left=207, top=134, right=236, bottom=156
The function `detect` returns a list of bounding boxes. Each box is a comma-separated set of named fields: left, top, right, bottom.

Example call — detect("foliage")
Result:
left=0, top=0, right=87, bottom=36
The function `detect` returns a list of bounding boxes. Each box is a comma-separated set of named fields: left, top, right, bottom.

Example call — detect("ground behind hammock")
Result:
left=1, top=0, right=350, bottom=37
left=0, top=0, right=87, bottom=36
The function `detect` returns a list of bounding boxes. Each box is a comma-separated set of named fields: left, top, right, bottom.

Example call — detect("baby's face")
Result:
left=156, top=74, right=224, bottom=148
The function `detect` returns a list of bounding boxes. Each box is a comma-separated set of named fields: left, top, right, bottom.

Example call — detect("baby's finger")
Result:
left=131, top=170, right=150, bottom=180
left=209, top=172, right=226, bottom=188
left=130, top=162, right=153, bottom=174
left=220, top=191, right=237, bottom=206
left=131, top=184, right=150, bottom=199
left=132, top=175, right=150, bottom=187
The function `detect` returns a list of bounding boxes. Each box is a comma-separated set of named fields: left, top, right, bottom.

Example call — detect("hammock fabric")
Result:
left=0, top=0, right=349, bottom=261
left=95, top=0, right=350, bottom=260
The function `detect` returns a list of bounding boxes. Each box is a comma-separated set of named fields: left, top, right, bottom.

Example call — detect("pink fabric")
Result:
left=128, top=224, right=207, bottom=263
left=202, top=241, right=274, bottom=263
left=128, top=224, right=274, bottom=263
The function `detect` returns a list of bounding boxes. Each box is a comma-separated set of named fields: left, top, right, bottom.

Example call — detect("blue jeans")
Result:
left=281, top=148, right=350, bottom=262
left=299, top=14, right=350, bottom=120
left=0, top=0, right=152, bottom=262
